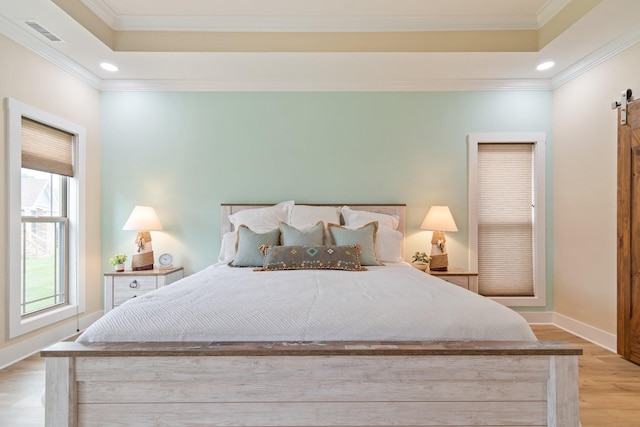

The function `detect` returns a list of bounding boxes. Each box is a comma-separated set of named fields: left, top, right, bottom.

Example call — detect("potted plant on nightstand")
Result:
left=109, top=254, right=127, bottom=272
left=411, top=251, right=431, bottom=272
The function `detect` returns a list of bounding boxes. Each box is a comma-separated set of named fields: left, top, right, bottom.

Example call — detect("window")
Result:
left=21, top=168, right=69, bottom=316
left=468, top=133, right=546, bottom=306
left=6, top=98, right=86, bottom=338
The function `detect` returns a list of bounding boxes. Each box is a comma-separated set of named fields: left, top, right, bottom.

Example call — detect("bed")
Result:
left=41, top=203, right=581, bottom=426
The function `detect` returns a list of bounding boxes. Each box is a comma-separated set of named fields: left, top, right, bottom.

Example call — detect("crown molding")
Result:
left=111, top=14, right=539, bottom=33
left=551, top=27, right=640, bottom=89
left=80, top=0, right=117, bottom=28
left=0, top=15, right=102, bottom=90
left=73, top=0, right=585, bottom=33
left=536, top=0, right=571, bottom=27
left=100, top=78, right=552, bottom=92
left=80, top=0, right=539, bottom=32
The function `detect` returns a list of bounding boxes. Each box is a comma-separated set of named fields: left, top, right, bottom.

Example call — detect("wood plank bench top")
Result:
left=41, top=340, right=582, bottom=358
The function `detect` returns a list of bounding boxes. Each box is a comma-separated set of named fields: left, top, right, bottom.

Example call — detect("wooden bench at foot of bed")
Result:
left=41, top=340, right=582, bottom=427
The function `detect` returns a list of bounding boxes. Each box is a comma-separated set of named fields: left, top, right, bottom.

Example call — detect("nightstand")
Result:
left=429, top=267, right=478, bottom=293
left=104, top=267, right=184, bottom=312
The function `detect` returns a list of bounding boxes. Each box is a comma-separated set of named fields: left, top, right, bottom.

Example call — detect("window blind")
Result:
left=477, top=143, right=534, bottom=296
left=21, top=117, right=74, bottom=177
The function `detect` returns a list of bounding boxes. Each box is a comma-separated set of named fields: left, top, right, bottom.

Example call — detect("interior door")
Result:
left=618, top=96, right=640, bottom=364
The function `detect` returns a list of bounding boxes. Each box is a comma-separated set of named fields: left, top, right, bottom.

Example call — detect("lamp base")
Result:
left=429, top=253, right=449, bottom=271
left=131, top=251, right=154, bottom=271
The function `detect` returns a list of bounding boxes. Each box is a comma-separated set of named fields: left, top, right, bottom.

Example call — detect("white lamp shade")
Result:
left=420, top=206, right=458, bottom=232
left=122, top=206, right=163, bottom=231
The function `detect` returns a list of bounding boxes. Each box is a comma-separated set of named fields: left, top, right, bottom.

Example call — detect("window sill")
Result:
left=9, top=304, right=80, bottom=339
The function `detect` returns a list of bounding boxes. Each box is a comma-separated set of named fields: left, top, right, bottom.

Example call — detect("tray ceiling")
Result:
left=0, top=0, right=639, bottom=91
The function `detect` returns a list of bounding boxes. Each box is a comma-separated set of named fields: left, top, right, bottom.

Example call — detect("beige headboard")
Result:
left=221, top=202, right=406, bottom=240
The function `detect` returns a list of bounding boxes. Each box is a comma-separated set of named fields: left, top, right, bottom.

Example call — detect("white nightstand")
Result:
left=429, top=267, right=478, bottom=293
left=104, top=267, right=184, bottom=312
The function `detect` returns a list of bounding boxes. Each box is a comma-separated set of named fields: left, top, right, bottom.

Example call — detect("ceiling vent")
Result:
left=24, top=21, right=63, bottom=42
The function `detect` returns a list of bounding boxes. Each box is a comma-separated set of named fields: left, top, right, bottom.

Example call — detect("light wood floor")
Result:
left=1, top=325, right=639, bottom=426
left=0, top=352, right=45, bottom=427
left=532, top=325, right=640, bottom=427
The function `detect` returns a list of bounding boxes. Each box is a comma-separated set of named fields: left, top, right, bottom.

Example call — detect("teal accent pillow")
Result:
left=229, top=225, right=281, bottom=267
left=280, top=221, right=324, bottom=246
left=328, top=221, right=383, bottom=266
left=261, top=245, right=365, bottom=271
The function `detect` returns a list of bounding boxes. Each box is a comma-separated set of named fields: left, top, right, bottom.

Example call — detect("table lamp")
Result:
left=420, top=206, right=458, bottom=271
left=122, top=205, right=163, bottom=271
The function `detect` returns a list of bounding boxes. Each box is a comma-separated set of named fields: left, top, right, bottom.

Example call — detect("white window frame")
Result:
left=6, top=98, right=87, bottom=338
left=468, top=133, right=546, bottom=307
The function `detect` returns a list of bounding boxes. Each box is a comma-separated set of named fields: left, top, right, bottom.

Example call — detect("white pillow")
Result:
left=290, top=205, right=340, bottom=228
left=217, top=231, right=237, bottom=263
left=375, top=227, right=403, bottom=263
left=228, top=200, right=293, bottom=231
left=341, top=206, right=400, bottom=230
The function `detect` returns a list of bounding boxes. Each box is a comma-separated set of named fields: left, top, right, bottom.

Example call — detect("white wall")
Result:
left=553, top=41, right=640, bottom=334
left=0, top=34, right=102, bottom=365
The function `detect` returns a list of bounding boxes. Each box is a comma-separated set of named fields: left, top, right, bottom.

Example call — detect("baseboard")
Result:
left=552, top=312, right=617, bottom=353
left=0, top=310, right=103, bottom=370
left=518, top=311, right=554, bottom=324
left=519, top=311, right=617, bottom=353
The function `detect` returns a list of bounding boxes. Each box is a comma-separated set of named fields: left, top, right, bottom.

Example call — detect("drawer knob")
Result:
left=129, top=280, right=139, bottom=289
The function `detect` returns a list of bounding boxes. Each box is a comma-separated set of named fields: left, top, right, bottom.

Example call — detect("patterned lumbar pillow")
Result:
left=259, top=245, right=366, bottom=271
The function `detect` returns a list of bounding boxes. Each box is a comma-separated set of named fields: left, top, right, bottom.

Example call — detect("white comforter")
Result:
left=79, top=263, right=536, bottom=343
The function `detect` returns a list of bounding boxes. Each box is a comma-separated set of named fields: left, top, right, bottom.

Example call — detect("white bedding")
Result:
left=79, top=262, right=536, bottom=343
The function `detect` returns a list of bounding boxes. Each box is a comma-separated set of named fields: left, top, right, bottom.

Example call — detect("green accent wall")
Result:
left=101, top=91, right=552, bottom=308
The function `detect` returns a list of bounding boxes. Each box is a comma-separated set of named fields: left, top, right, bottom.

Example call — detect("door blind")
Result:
left=21, top=117, right=74, bottom=177
left=477, top=143, right=534, bottom=296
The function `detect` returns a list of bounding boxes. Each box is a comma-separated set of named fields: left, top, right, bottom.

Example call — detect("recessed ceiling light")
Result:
left=536, top=61, right=555, bottom=71
left=100, top=62, right=118, bottom=72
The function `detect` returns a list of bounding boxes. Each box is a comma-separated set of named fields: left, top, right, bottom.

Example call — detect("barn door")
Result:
left=618, top=93, right=640, bottom=364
